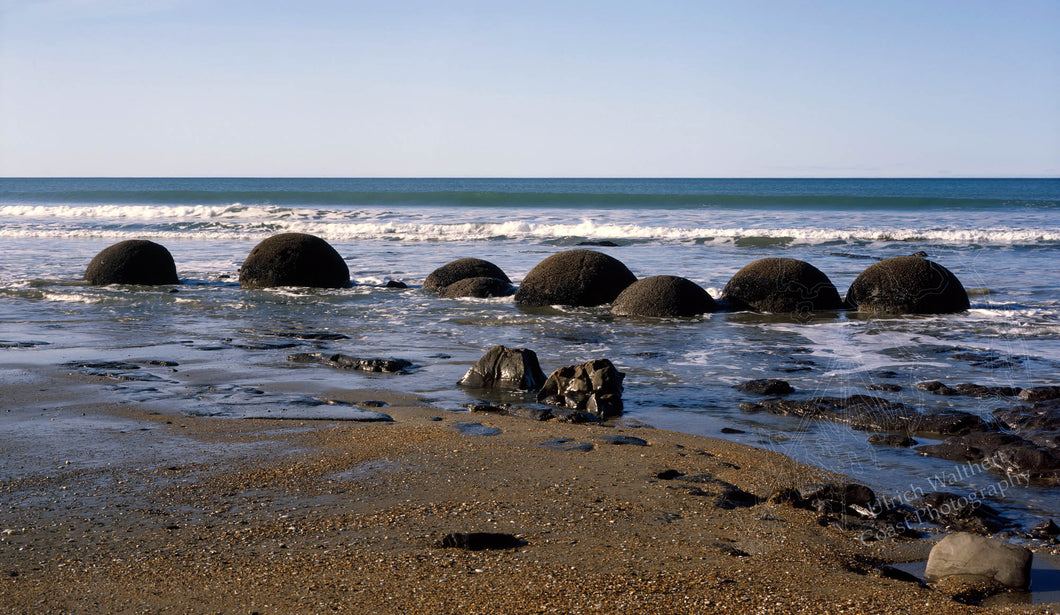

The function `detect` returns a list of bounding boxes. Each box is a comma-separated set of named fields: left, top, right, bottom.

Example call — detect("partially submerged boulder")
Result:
left=611, top=275, right=717, bottom=318
left=440, top=276, right=515, bottom=299
left=84, top=240, right=179, bottom=286
left=721, top=258, right=843, bottom=313
left=538, top=358, right=625, bottom=417
left=424, top=258, right=511, bottom=292
left=846, top=255, right=969, bottom=314
left=458, top=345, right=547, bottom=391
left=925, top=532, right=1032, bottom=589
left=238, top=233, right=349, bottom=289
left=514, top=249, right=636, bottom=307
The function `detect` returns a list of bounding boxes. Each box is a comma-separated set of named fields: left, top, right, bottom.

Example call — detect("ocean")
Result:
left=1, top=177, right=1058, bottom=527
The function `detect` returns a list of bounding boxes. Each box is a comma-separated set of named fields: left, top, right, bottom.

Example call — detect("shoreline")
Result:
left=2, top=369, right=1056, bottom=613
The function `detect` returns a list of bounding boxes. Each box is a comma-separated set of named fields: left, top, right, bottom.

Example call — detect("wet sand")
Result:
left=0, top=369, right=1054, bottom=614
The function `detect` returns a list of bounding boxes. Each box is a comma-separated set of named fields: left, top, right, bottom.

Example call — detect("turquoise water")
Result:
left=1, top=178, right=1058, bottom=528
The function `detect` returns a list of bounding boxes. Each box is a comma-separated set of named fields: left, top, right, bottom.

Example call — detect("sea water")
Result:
left=1, top=178, right=1058, bottom=526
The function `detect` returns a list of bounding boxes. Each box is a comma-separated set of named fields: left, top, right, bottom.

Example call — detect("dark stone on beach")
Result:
left=452, top=421, right=501, bottom=436
left=84, top=240, right=179, bottom=286
left=540, top=438, right=595, bottom=452
left=437, top=532, right=524, bottom=551
left=913, top=492, right=1012, bottom=534
left=599, top=435, right=648, bottom=446
left=925, top=532, right=1031, bottom=589
left=720, top=427, right=746, bottom=434
left=846, top=255, right=969, bottom=314
left=458, top=345, right=547, bottom=391
left=547, top=408, right=602, bottom=424
left=915, top=432, right=1026, bottom=462
left=287, top=352, right=412, bottom=373
left=468, top=403, right=507, bottom=414
left=423, top=258, right=510, bottom=292
left=721, top=257, right=843, bottom=313
left=797, top=483, right=876, bottom=515
left=238, top=233, right=349, bottom=289
left=537, top=358, right=625, bottom=418
left=715, top=485, right=759, bottom=509
left=713, top=543, right=750, bottom=557
left=504, top=406, right=553, bottom=422
left=1019, top=385, right=1060, bottom=402
left=866, top=383, right=903, bottom=392
left=734, top=379, right=794, bottom=396
left=439, top=276, right=515, bottom=299
left=1030, top=519, right=1060, bottom=538
left=869, top=434, right=918, bottom=447
left=514, top=249, right=636, bottom=307
left=611, top=275, right=717, bottom=318
left=656, top=469, right=684, bottom=480
left=917, top=381, right=957, bottom=396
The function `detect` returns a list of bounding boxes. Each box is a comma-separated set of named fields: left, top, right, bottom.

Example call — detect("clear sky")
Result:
left=1, top=0, right=1057, bottom=177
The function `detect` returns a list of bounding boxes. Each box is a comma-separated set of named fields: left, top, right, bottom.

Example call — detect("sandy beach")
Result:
left=1, top=367, right=1055, bottom=614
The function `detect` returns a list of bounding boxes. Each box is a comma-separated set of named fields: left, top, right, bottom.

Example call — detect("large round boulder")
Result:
left=514, top=249, right=636, bottom=307
left=84, top=240, right=179, bottom=286
left=424, top=258, right=510, bottom=292
left=721, top=257, right=843, bottom=313
left=440, top=276, right=515, bottom=299
left=925, top=532, right=1032, bottom=589
left=846, top=255, right=969, bottom=314
left=612, top=275, right=717, bottom=317
left=238, top=233, right=349, bottom=289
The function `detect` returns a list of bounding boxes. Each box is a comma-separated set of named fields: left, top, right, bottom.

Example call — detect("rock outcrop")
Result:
left=537, top=358, right=625, bottom=417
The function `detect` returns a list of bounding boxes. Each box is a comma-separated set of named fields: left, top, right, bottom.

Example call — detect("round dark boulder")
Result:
left=514, top=249, right=636, bottom=307
left=846, top=255, right=969, bottom=314
left=612, top=275, right=716, bottom=317
left=424, top=258, right=510, bottom=292
left=721, top=257, right=843, bottom=313
left=238, top=233, right=349, bottom=289
left=440, top=277, right=515, bottom=299
left=84, top=240, right=179, bottom=286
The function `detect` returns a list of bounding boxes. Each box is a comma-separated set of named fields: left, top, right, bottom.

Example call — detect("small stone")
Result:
left=733, top=379, right=794, bottom=396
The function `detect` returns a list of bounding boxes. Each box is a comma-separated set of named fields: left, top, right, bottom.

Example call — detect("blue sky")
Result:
left=1, top=0, right=1057, bottom=177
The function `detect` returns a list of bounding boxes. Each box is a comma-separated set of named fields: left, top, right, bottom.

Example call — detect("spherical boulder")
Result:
left=721, top=257, right=843, bottom=313
left=238, top=233, right=349, bottom=289
left=612, top=275, right=716, bottom=317
left=514, top=249, right=636, bottom=307
left=424, top=258, right=510, bottom=292
left=84, top=240, right=179, bottom=286
left=440, top=276, right=515, bottom=299
left=846, top=255, right=969, bottom=314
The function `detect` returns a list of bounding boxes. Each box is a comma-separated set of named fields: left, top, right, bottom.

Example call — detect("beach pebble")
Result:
left=846, top=255, right=970, bottom=314
left=721, top=257, right=843, bottom=313
left=238, top=232, right=349, bottom=289
left=611, top=275, right=717, bottom=318
left=514, top=249, right=636, bottom=307
left=84, top=239, right=179, bottom=286
left=423, top=258, right=510, bottom=292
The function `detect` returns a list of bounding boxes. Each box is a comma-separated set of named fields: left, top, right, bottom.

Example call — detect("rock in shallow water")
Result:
left=287, top=353, right=413, bottom=373
left=514, top=249, right=636, bottom=307
left=925, top=532, right=1032, bottom=589
left=846, top=255, right=969, bottom=314
left=458, top=345, right=547, bottom=391
left=238, top=233, right=349, bottom=289
left=423, top=258, right=510, bottom=292
left=611, top=275, right=716, bottom=318
left=721, top=257, right=844, bottom=313
left=85, top=240, right=179, bottom=286
left=537, top=358, right=625, bottom=418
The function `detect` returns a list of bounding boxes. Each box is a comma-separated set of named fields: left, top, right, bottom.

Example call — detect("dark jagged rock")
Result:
left=436, top=532, right=524, bottom=550
left=846, top=255, right=970, bottom=314
left=287, top=352, right=412, bottom=373
left=868, top=434, right=918, bottom=447
left=598, top=435, right=648, bottom=446
left=721, top=257, right=843, bottom=313
left=84, top=240, right=179, bottom=286
left=238, top=233, right=349, bottom=289
left=1030, top=519, right=1060, bottom=538
left=548, top=408, right=602, bottom=424
left=915, top=432, right=1027, bottom=462
left=917, top=381, right=957, bottom=396
left=992, top=403, right=1060, bottom=448
left=953, top=383, right=1021, bottom=398
left=797, top=483, right=876, bottom=516
left=439, top=276, right=515, bottom=298
left=537, top=358, right=625, bottom=418
left=423, top=258, right=510, bottom=292
left=742, top=395, right=987, bottom=436
left=514, top=249, right=636, bottom=307
left=916, top=432, right=1060, bottom=482
left=912, top=492, right=1012, bottom=534
left=1019, top=385, right=1060, bottom=402
left=733, top=379, right=794, bottom=396
left=866, top=383, right=903, bottom=392
left=458, top=345, right=547, bottom=391
left=611, top=275, right=717, bottom=318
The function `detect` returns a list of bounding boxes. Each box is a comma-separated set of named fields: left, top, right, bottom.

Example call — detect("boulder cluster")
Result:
left=83, top=235, right=970, bottom=316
